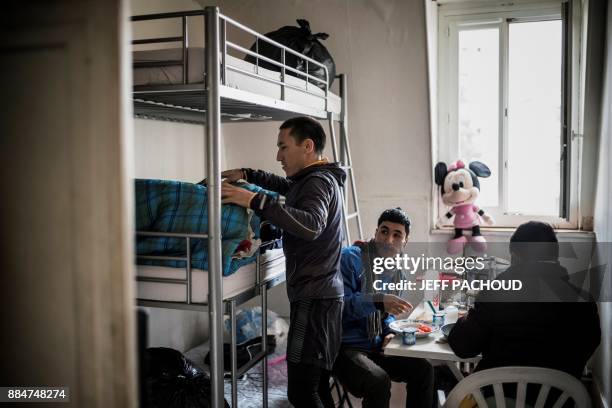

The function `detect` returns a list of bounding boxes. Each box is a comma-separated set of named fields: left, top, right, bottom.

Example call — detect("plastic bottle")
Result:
left=445, top=305, right=459, bottom=324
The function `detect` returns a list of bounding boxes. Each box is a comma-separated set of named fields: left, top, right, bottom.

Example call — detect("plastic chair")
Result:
left=438, top=366, right=591, bottom=408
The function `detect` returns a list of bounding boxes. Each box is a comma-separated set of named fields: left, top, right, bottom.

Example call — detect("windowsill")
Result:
left=430, top=226, right=595, bottom=240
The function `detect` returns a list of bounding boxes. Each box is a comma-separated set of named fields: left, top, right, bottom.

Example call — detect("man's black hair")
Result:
left=377, top=207, right=411, bottom=235
left=510, top=221, right=559, bottom=261
left=280, top=116, right=326, bottom=153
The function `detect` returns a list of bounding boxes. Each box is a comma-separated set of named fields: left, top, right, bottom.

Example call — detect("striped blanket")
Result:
left=135, top=179, right=278, bottom=276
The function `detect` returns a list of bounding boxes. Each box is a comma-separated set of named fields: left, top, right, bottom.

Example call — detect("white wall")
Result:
left=134, top=120, right=208, bottom=182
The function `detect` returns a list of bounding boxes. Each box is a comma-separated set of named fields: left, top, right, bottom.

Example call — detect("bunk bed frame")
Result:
left=131, top=7, right=363, bottom=407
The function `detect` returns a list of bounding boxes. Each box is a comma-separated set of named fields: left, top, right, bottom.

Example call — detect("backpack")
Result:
left=245, top=19, right=336, bottom=90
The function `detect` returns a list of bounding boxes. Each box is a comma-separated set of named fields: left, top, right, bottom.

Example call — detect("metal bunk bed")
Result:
left=131, top=7, right=363, bottom=407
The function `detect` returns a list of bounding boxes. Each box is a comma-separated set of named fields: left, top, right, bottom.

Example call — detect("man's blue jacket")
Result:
left=340, top=245, right=396, bottom=350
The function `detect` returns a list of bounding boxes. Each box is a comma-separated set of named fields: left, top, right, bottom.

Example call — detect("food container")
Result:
left=402, top=327, right=418, bottom=345
left=444, top=305, right=459, bottom=324
left=433, top=312, right=446, bottom=328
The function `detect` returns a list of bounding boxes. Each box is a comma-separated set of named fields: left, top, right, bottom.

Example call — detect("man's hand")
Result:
left=383, top=294, right=413, bottom=315
left=382, top=333, right=395, bottom=348
left=221, top=182, right=256, bottom=208
left=198, top=169, right=245, bottom=185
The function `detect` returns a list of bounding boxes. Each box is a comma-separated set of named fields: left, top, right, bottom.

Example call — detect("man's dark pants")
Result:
left=286, top=298, right=343, bottom=408
left=334, top=347, right=434, bottom=408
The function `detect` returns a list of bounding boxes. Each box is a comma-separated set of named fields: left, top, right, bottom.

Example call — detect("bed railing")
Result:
left=131, top=10, right=203, bottom=84
left=135, top=230, right=283, bottom=306
left=131, top=9, right=330, bottom=110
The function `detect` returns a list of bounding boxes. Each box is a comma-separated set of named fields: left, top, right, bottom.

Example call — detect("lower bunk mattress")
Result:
left=137, top=248, right=285, bottom=303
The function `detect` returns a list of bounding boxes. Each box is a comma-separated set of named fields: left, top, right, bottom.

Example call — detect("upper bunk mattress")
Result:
left=133, top=47, right=341, bottom=114
left=137, top=247, right=285, bottom=303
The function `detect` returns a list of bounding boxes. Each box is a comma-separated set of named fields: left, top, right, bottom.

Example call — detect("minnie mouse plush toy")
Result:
left=434, top=160, right=494, bottom=254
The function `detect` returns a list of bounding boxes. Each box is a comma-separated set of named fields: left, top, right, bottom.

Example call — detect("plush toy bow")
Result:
left=447, top=160, right=465, bottom=171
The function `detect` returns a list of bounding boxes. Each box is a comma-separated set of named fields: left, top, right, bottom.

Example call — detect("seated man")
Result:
left=449, top=221, right=601, bottom=378
left=334, top=208, right=434, bottom=408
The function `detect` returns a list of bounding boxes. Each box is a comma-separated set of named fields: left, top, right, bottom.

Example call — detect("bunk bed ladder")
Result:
left=328, top=74, right=364, bottom=244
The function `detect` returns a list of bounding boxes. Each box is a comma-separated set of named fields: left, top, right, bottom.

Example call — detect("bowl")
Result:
left=441, top=323, right=456, bottom=338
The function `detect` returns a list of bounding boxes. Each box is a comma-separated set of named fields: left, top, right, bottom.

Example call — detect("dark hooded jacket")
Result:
left=448, top=261, right=601, bottom=379
left=245, top=162, right=346, bottom=301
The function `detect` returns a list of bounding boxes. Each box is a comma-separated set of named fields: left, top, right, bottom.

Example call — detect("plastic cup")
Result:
left=402, top=327, right=417, bottom=346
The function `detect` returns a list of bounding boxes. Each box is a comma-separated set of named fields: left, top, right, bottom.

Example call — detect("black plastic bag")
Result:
left=143, top=347, right=229, bottom=408
left=245, top=19, right=336, bottom=89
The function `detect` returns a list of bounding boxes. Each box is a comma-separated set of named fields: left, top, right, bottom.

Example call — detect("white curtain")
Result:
left=592, top=0, right=612, bottom=404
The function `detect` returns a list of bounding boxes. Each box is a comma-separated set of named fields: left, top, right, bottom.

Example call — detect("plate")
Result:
left=389, top=319, right=438, bottom=338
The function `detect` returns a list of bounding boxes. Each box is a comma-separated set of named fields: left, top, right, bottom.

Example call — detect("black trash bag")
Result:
left=143, top=347, right=229, bottom=408
left=245, top=19, right=336, bottom=89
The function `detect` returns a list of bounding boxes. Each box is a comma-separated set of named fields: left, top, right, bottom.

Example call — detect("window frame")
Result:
left=435, top=0, right=582, bottom=230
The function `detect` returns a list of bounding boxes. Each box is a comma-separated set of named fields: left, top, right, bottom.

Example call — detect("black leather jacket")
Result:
left=246, top=162, right=346, bottom=302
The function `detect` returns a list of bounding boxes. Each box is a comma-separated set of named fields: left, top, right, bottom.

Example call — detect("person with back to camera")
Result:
left=448, top=221, right=601, bottom=406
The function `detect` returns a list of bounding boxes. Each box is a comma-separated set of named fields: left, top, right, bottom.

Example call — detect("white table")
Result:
left=383, top=305, right=481, bottom=380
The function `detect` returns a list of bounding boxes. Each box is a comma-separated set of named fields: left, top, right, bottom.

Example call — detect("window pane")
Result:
left=458, top=28, right=499, bottom=207
left=507, top=20, right=562, bottom=215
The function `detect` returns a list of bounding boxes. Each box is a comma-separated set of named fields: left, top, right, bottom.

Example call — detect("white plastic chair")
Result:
left=438, top=366, right=591, bottom=408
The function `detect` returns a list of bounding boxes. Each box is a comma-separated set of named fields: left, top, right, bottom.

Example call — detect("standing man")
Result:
left=220, top=116, right=345, bottom=408
left=334, top=208, right=434, bottom=408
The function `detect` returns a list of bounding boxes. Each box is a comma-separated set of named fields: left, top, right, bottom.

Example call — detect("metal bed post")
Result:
left=226, top=248, right=274, bottom=408
left=230, top=299, right=238, bottom=407
left=182, top=16, right=188, bottom=84
left=220, top=17, right=227, bottom=85
left=255, top=38, right=259, bottom=74
left=259, top=255, right=269, bottom=408
left=281, top=49, right=286, bottom=101
left=339, top=74, right=348, bottom=189
left=305, top=60, right=309, bottom=91
left=338, top=74, right=350, bottom=233
left=205, top=6, right=224, bottom=407
left=186, top=236, right=192, bottom=304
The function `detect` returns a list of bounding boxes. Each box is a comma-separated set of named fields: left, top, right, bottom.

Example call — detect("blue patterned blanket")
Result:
left=135, top=179, right=277, bottom=276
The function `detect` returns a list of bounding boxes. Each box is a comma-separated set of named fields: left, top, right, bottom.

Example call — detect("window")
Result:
left=436, top=1, right=581, bottom=228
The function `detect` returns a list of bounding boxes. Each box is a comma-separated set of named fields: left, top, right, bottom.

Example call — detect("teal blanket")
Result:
left=135, top=179, right=277, bottom=276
